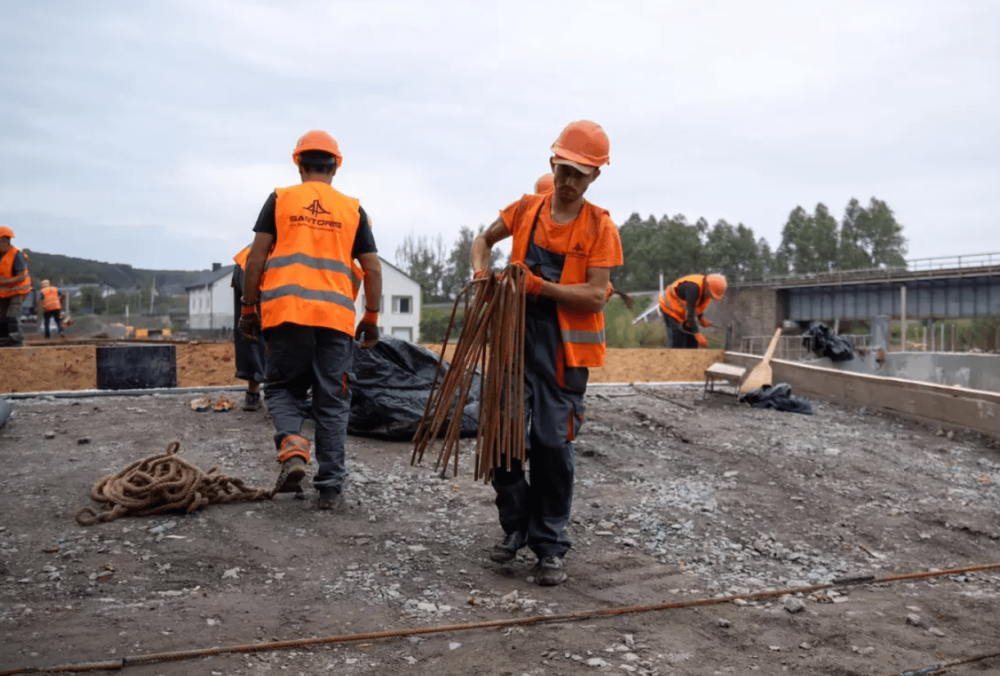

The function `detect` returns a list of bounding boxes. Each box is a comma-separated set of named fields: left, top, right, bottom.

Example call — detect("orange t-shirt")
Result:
left=499, top=196, right=623, bottom=270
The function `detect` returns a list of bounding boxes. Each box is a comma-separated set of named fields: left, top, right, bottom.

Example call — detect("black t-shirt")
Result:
left=10, top=250, right=27, bottom=274
left=675, top=280, right=703, bottom=325
left=252, top=191, right=378, bottom=259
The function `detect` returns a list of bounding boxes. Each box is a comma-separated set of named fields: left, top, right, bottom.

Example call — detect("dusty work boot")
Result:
left=532, top=555, right=568, bottom=586
left=273, top=457, right=306, bottom=494
left=242, top=390, right=262, bottom=412
left=317, top=487, right=344, bottom=511
left=490, top=531, right=527, bottom=563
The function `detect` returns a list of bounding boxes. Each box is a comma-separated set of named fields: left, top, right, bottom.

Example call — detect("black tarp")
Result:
left=802, top=323, right=855, bottom=362
left=742, top=383, right=813, bottom=415
left=348, top=336, right=479, bottom=440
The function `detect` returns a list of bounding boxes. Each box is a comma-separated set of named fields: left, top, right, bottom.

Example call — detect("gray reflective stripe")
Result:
left=562, top=328, right=605, bottom=345
left=265, top=253, right=362, bottom=288
left=260, top=285, right=356, bottom=311
left=5, top=283, right=31, bottom=294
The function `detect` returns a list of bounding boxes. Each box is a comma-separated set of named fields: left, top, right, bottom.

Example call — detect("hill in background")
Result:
left=22, top=250, right=203, bottom=291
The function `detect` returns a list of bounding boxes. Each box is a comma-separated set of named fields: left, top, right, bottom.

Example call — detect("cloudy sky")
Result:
left=1, top=0, right=997, bottom=273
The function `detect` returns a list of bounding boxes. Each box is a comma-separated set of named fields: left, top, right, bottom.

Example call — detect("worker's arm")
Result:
left=0, top=271, right=27, bottom=287
left=357, top=252, right=382, bottom=312
left=240, top=232, right=274, bottom=305
left=471, top=217, right=511, bottom=274
left=535, top=267, right=610, bottom=313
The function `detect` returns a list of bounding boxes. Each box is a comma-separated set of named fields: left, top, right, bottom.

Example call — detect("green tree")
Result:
left=850, top=197, right=907, bottom=268
left=440, top=225, right=503, bottom=299
left=617, top=213, right=704, bottom=291
left=777, top=204, right=839, bottom=274
left=703, top=219, right=766, bottom=282
left=396, top=233, right=448, bottom=303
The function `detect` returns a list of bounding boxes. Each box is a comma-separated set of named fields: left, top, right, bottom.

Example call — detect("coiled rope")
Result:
left=3, top=562, right=999, bottom=675
left=75, top=441, right=272, bottom=526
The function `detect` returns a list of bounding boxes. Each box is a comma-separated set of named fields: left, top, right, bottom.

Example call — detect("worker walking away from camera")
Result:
left=232, top=246, right=268, bottom=411
left=39, top=280, right=64, bottom=338
left=471, top=120, right=623, bottom=586
left=0, top=226, right=32, bottom=348
left=659, top=273, right=727, bottom=348
left=240, top=130, right=382, bottom=511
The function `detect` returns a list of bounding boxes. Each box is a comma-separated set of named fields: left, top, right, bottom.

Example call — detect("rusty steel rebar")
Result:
left=413, top=266, right=527, bottom=482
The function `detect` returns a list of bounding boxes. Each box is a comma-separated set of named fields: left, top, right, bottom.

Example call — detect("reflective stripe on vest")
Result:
left=0, top=247, right=31, bottom=298
left=259, top=183, right=361, bottom=333
left=659, top=274, right=711, bottom=323
left=509, top=194, right=610, bottom=368
left=41, top=286, right=61, bottom=311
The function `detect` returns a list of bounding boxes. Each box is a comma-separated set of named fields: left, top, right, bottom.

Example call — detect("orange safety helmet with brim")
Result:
left=292, top=130, right=343, bottom=169
left=705, top=273, right=727, bottom=300
left=550, top=120, right=610, bottom=174
left=0, top=226, right=14, bottom=240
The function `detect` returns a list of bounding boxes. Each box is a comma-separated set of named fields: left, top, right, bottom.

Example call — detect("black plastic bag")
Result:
left=802, top=323, right=854, bottom=362
left=742, top=383, right=813, bottom=415
left=348, top=337, right=479, bottom=440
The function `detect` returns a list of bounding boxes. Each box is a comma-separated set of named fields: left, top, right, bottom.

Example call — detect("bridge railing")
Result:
left=739, top=334, right=871, bottom=361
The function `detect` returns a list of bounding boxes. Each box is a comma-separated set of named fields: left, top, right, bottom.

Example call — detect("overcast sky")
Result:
left=1, top=0, right=997, bottom=273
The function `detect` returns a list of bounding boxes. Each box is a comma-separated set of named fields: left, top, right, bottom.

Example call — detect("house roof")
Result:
left=185, top=265, right=235, bottom=291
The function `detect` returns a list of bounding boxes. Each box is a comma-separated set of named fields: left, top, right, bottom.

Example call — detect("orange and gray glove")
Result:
left=355, top=309, right=379, bottom=349
left=698, top=314, right=712, bottom=328
left=695, top=333, right=708, bottom=349
left=238, top=303, right=261, bottom=343
left=513, top=262, right=543, bottom=296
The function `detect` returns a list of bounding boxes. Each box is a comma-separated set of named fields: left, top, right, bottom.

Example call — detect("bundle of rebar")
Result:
left=412, top=265, right=527, bottom=482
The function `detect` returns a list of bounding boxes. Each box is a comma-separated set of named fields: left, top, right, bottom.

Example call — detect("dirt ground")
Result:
left=2, top=384, right=999, bottom=675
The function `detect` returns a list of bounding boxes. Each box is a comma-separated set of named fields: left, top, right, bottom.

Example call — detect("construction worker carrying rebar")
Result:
left=0, top=226, right=32, bottom=348
left=39, top=280, right=65, bottom=338
left=239, top=130, right=383, bottom=511
left=471, top=120, right=623, bottom=586
left=658, top=273, right=727, bottom=349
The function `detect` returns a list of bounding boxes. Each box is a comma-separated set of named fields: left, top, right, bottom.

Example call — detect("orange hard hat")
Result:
left=706, top=274, right=728, bottom=300
left=551, top=120, right=610, bottom=173
left=533, top=173, right=555, bottom=194
left=0, top=225, right=14, bottom=239
left=292, top=130, right=342, bottom=168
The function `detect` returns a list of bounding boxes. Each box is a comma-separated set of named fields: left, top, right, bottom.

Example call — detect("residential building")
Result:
left=185, top=263, right=236, bottom=330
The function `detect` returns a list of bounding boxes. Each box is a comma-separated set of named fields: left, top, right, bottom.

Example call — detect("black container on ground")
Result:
left=96, top=344, right=177, bottom=390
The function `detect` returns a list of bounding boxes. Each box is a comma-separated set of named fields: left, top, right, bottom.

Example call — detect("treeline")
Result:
left=20, top=250, right=202, bottom=290
left=398, top=197, right=908, bottom=301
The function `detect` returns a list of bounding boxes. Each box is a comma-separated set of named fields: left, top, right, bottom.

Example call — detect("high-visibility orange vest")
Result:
left=509, top=194, right=610, bottom=368
left=0, top=246, right=31, bottom=298
left=659, top=274, right=712, bottom=323
left=259, top=183, right=363, bottom=333
left=41, top=286, right=61, bottom=311
left=233, top=246, right=250, bottom=269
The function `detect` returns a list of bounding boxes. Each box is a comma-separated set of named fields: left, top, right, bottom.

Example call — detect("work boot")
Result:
left=532, top=555, right=567, bottom=586
left=243, top=391, right=262, bottom=412
left=273, top=457, right=306, bottom=494
left=489, top=531, right=527, bottom=563
left=317, top=487, right=344, bottom=511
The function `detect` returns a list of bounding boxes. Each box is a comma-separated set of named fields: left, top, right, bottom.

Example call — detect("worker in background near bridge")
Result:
left=39, top=280, right=64, bottom=338
left=231, top=246, right=268, bottom=411
left=659, top=273, right=727, bottom=349
left=0, top=226, right=32, bottom=348
left=239, top=130, right=383, bottom=511
left=472, top=120, right=623, bottom=586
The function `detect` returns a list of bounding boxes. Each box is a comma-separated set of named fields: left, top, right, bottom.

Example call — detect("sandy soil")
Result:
left=2, top=385, right=999, bottom=675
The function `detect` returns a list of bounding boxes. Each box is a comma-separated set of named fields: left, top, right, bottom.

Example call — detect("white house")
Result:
left=186, top=258, right=423, bottom=341
left=186, top=264, right=236, bottom=330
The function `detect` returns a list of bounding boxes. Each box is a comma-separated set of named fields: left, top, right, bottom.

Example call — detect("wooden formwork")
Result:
left=725, top=352, right=1000, bottom=439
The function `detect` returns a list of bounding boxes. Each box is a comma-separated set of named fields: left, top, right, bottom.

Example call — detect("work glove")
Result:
left=698, top=314, right=712, bottom=328
left=355, top=310, right=379, bottom=349
left=695, top=333, right=708, bottom=349
left=238, top=305, right=261, bottom=343
left=512, top=262, right=543, bottom=297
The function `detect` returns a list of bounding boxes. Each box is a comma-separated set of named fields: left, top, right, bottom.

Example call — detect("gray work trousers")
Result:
left=492, top=306, right=586, bottom=559
left=664, top=314, right=699, bottom=349
left=231, top=266, right=266, bottom=383
left=263, top=323, right=353, bottom=492
left=0, top=294, right=25, bottom=346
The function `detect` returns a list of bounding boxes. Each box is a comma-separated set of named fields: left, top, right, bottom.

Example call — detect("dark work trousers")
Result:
left=263, top=323, right=353, bottom=493
left=43, top=310, right=62, bottom=338
left=664, top=314, right=699, bottom=349
left=231, top=266, right=266, bottom=383
left=0, top=294, right=25, bottom=346
left=492, top=304, right=586, bottom=559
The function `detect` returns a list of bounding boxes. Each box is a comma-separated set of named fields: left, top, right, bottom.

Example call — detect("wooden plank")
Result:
left=725, top=352, right=1000, bottom=438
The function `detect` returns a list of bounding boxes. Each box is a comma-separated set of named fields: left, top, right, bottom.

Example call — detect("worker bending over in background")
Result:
left=231, top=246, right=268, bottom=411
left=659, top=273, right=727, bottom=348
left=472, top=120, right=623, bottom=586
left=0, top=226, right=31, bottom=348
left=39, top=280, right=64, bottom=338
left=240, top=130, right=383, bottom=511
